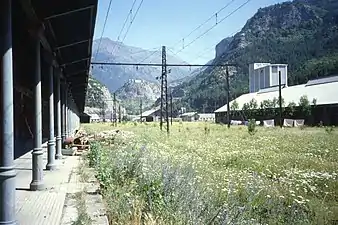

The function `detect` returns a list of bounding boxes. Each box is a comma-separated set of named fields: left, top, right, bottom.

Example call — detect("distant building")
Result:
left=249, top=63, right=288, bottom=93
left=180, top=112, right=198, bottom=122
left=140, top=107, right=161, bottom=122
left=88, top=113, right=100, bottom=123
left=80, top=113, right=91, bottom=123
left=197, top=113, right=215, bottom=122
left=215, top=75, right=338, bottom=126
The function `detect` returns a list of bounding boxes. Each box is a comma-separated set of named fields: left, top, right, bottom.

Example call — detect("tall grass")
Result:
left=85, top=122, right=338, bottom=224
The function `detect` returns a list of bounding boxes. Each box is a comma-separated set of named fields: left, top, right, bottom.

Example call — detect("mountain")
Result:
left=115, top=79, right=161, bottom=114
left=177, top=0, right=338, bottom=112
left=91, top=38, right=191, bottom=92
left=85, top=76, right=126, bottom=116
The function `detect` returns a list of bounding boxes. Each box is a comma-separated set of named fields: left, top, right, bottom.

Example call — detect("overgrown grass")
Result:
left=71, top=158, right=92, bottom=225
left=85, top=122, right=338, bottom=224
left=71, top=191, right=92, bottom=225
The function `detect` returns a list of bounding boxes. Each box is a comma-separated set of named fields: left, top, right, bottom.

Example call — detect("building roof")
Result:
left=27, top=0, right=98, bottom=112
left=215, top=76, right=338, bottom=113
left=198, top=113, right=215, bottom=119
left=140, top=107, right=161, bottom=117
left=180, top=112, right=198, bottom=117
left=88, top=113, right=100, bottom=120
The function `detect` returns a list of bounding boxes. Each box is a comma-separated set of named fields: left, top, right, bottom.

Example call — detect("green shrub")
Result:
left=325, top=126, right=334, bottom=134
left=247, top=119, right=257, bottom=135
left=87, top=141, right=100, bottom=168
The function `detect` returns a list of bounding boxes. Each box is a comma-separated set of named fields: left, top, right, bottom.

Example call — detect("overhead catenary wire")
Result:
left=170, top=0, right=236, bottom=49
left=190, top=28, right=242, bottom=63
left=172, top=0, right=252, bottom=56
left=110, top=0, right=138, bottom=55
left=117, top=0, right=145, bottom=51
left=137, top=47, right=161, bottom=64
left=121, top=0, right=144, bottom=42
left=90, top=62, right=237, bottom=67
left=94, top=0, right=113, bottom=60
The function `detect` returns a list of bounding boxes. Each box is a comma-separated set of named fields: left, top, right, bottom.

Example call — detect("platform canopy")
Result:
left=22, top=0, right=98, bottom=112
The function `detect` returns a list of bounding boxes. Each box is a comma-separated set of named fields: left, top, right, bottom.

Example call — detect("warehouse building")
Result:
left=215, top=76, right=338, bottom=126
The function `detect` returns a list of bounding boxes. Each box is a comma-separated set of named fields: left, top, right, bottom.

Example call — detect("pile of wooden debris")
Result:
left=62, top=129, right=134, bottom=155
left=63, top=129, right=91, bottom=156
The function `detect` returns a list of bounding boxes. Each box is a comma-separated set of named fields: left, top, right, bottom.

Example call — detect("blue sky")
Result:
left=94, top=0, right=287, bottom=64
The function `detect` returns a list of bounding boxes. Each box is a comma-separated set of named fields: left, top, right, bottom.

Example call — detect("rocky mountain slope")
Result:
left=91, top=38, right=191, bottom=92
left=115, top=79, right=161, bottom=114
left=176, top=0, right=338, bottom=112
left=85, top=76, right=126, bottom=116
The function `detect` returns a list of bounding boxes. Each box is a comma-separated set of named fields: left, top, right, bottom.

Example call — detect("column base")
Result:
left=30, top=148, right=44, bottom=191
left=46, top=140, right=56, bottom=170
left=55, top=136, right=63, bottom=160
left=29, top=180, right=45, bottom=191
left=0, top=166, right=16, bottom=224
left=45, top=163, right=57, bottom=171
left=0, top=220, right=17, bottom=225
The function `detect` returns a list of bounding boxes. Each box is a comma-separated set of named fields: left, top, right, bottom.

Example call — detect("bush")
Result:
left=87, top=141, right=100, bottom=168
left=247, top=119, right=257, bottom=135
left=325, top=126, right=334, bottom=134
left=204, top=122, right=210, bottom=135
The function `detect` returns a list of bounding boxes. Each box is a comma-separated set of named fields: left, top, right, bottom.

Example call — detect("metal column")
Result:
left=65, top=86, right=69, bottom=138
left=46, top=65, right=56, bottom=170
left=55, top=71, right=62, bottom=159
left=61, top=81, right=66, bottom=142
left=30, top=31, right=44, bottom=191
left=0, top=0, right=16, bottom=223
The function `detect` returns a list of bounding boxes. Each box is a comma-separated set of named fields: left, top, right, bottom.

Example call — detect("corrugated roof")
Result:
left=181, top=112, right=198, bottom=117
left=88, top=113, right=100, bottom=119
left=198, top=113, right=215, bottom=119
left=215, top=78, right=338, bottom=113
left=140, top=107, right=161, bottom=117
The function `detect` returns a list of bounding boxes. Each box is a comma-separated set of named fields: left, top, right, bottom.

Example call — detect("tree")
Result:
left=286, top=101, right=297, bottom=117
left=299, top=95, right=312, bottom=117
left=230, top=100, right=239, bottom=111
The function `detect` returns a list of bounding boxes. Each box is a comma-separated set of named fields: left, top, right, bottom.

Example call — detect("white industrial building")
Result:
left=249, top=63, right=288, bottom=93
left=215, top=75, right=338, bottom=125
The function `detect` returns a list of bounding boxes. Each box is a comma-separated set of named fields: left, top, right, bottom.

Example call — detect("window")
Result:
left=272, top=66, right=278, bottom=73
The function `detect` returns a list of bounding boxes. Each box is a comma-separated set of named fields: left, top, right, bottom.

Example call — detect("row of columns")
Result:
left=0, top=1, right=81, bottom=223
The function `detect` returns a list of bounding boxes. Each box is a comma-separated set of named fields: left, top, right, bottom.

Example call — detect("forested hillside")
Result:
left=176, top=0, right=338, bottom=112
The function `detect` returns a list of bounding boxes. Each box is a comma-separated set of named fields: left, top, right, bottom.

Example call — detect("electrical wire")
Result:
left=110, top=0, right=138, bottom=55
left=190, top=28, right=242, bottom=63
left=173, top=0, right=252, bottom=56
left=94, top=0, right=113, bottom=60
left=112, top=0, right=145, bottom=56
left=170, top=0, right=236, bottom=49
left=138, top=49, right=160, bottom=63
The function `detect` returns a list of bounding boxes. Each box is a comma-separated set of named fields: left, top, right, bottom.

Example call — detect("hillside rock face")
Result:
left=215, top=37, right=233, bottom=58
left=177, top=0, right=338, bottom=112
left=91, top=38, right=191, bottom=92
left=85, top=76, right=126, bottom=116
left=115, top=79, right=161, bottom=114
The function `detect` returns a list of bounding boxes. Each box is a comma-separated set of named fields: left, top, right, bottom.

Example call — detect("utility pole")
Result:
left=160, top=50, right=164, bottom=131
left=113, top=93, right=117, bottom=126
left=102, top=101, right=106, bottom=123
left=160, top=46, right=169, bottom=134
left=278, top=71, right=283, bottom=128
left=226, top=66, right=231, bottom=128
left=118, top=104, right=122, bottom=122
left=170, top=90, right=173, bottom=125
left=140, top=98, right=142, bottom=122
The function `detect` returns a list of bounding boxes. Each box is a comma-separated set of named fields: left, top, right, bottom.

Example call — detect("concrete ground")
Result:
left=15, top=144, right=108, bottom=225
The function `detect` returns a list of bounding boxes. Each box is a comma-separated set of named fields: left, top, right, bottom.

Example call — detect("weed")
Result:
left=247, top=119, right=257, bottom=135
left=325, top=126, right=334, bottom=134
left=71, top=191, right=92, bottom=225
left=84, top=122, right=338, bottom=224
